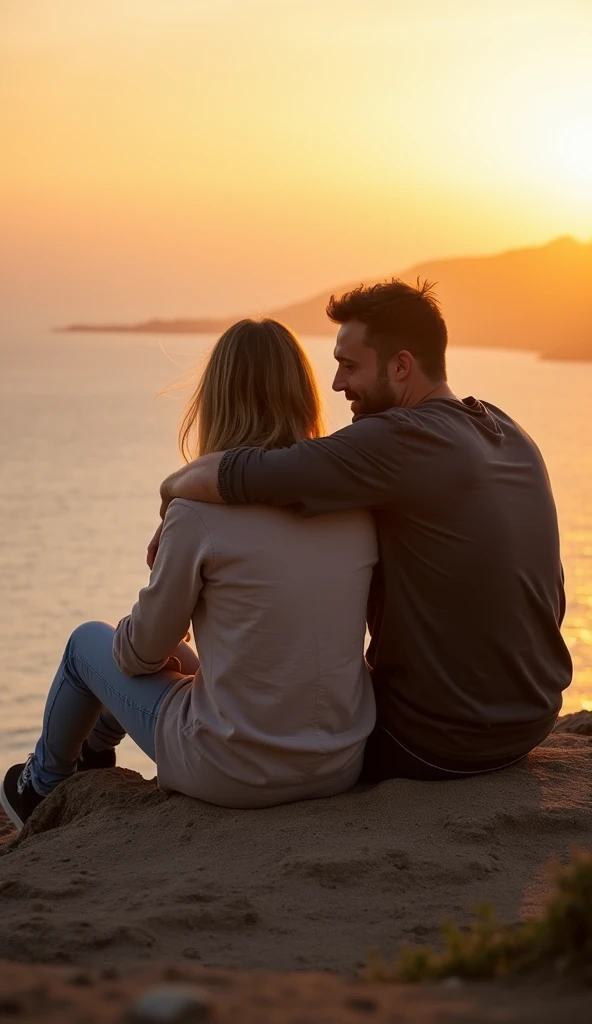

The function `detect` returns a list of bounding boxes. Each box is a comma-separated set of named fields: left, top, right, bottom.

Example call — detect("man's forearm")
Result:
left=208, top=417, right=400, bottom=515
left=159, top=413, right=398, bottom=518
left=160, top=451, right=225, bottom=517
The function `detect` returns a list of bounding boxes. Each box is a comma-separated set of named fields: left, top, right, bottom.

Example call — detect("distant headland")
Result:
left=56, top=236, right=592, bottom=361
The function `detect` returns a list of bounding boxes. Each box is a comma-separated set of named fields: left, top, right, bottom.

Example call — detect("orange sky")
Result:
left=1, top=1, right=591, bottom=329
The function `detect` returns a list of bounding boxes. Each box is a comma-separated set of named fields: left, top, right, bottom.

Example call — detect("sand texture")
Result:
left=0, top=959, right=590, bottom=1023
left=0, top=712, right=591, bottom=977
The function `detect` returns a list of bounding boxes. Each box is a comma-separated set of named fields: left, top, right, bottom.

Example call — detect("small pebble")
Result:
left=441, top=975, right=463, bottom=989
left=125, top=985, right=213, bottom=1023
left=182, top=949, right=201, bottom=961
left=101, top=964, right=119, bottom=980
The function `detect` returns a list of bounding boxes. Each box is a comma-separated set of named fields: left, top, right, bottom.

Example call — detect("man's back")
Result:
left=218, top=396, right=572, bottom=767
left=364, top=398, right=571, bottom=764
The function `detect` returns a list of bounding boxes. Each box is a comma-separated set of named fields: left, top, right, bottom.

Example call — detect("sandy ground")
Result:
left=0, top=712, right=591, bottom=1020
left=0, top=959, right=590, bottom=1023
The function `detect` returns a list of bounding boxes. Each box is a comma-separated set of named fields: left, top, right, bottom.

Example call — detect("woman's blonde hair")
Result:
left=179, top=318, right=324, bottom=461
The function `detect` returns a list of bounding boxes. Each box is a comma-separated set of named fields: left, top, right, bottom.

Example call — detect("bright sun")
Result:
left=553, top=117, right=592, bottom=183
left=532, top=103, right=592, bottom=192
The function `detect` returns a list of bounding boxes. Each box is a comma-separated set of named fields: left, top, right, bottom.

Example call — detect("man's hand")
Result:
left=159, top=451, right=226, bottom=518
left=147, top=522, right=163, bottom=569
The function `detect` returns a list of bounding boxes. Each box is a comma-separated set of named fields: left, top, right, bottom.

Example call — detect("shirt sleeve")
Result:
left=113, top=499, right=212, bottom=676
left=218, top=412, right=403, bottom=516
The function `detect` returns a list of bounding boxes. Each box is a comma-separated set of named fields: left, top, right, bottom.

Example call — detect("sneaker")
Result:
left=0, top=756, right=45, bottom=832
left=77, top=740, right=116, bottom=772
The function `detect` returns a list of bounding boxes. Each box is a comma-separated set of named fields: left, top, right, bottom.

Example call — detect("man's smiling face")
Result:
left=332, top=320, right=398, bottom=417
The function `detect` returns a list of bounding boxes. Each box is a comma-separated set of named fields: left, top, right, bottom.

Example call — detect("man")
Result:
left=156, top=279, right=572, bottom=782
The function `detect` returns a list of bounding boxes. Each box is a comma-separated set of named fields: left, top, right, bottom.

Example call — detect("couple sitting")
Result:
left=2, top=280, right=572, bottom=830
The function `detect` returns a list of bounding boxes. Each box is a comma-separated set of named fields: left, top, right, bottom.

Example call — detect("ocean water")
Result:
left=1, top=331, right=591, bottom=779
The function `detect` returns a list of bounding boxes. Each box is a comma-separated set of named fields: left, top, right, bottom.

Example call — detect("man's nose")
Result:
left=332, top=371, right=346, bottom=392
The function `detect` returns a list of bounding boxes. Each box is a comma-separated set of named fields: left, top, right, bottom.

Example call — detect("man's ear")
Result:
left=393, top=350, right=414, bottom=380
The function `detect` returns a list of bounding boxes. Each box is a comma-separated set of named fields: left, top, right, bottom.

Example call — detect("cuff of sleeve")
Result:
left=218, top=447, right=247, bottom=504
left=113, top=617, right=170, bottom=676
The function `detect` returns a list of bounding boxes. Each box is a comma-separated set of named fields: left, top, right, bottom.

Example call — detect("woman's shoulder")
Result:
left=169, top=498, right=374, bottom=543
left=167, top=500, right=377, bottom=572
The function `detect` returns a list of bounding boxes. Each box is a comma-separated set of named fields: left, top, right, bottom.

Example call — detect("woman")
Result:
left=1, top=319, right=377, bottom=830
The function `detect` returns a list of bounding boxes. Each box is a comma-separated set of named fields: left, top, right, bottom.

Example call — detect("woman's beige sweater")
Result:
left=113, top=499, right=377, bottom=800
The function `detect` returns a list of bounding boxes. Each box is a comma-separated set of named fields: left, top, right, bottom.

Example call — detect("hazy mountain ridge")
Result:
left=58, top=236, right=592, bottom=361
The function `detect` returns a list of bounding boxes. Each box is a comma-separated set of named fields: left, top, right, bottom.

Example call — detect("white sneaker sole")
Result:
left=0, top=781, right=25, bottom=832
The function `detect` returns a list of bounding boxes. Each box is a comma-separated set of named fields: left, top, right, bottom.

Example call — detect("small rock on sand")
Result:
left=124, top=984, right=213, bottom=1023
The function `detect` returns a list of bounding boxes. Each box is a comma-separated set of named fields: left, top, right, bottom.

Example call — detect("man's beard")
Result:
left=349, top=376, right=398, bottom=417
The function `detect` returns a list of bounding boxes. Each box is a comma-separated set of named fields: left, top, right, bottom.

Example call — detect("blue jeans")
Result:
left=31, top=620, right=198, bottom=796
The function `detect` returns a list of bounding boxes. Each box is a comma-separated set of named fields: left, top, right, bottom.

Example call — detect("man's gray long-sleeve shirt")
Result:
left=218, top=397, right=572, bottom=767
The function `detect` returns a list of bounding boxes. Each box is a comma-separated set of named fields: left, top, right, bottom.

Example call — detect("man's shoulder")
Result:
left=347, top=398, right=535, bottom=455
left=407, top=396, right=521, bottom=435
left=345, top=407, right=413, bottom=433
left=477, top=400, right=538, bottom=445
left=348, top=399, right=498, bottom=433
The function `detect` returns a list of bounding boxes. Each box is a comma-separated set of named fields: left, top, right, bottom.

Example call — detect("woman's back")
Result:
left=155, top=499, right=377, bottom=795
left=4, top=317, right=378, bottom=829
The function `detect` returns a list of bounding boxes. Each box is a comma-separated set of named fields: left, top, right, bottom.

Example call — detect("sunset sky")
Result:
left=2, top=0, right=591, bottom=328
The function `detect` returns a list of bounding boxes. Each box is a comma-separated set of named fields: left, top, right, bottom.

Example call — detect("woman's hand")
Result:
left=146, top=522, right=163, bottom=569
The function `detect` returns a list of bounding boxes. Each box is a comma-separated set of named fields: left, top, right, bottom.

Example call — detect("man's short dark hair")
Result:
left=326, top=278, right=447, bottom=382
